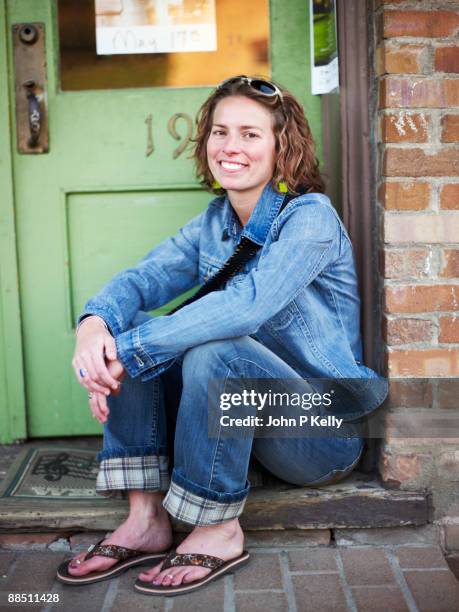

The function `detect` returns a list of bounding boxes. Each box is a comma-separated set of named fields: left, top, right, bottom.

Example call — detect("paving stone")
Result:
left=334, top=526, right=439, bottom=547
left=235, top=590, right=288, bottom=611
left=395, top=546, right=449, bottom=569
left=246, top=529, right=330, bottom=548
left=53, top=579, right=110, bottom=612
left=340, top=548, right=396, bottom=586
left=111, top=590, right=166, bottom=611
left=2, top=551, right=66, bottom=591
left=171, top=578, right=225, bottom=610
left=0, top=552, right=16, bottom=577
left=404, top=569, right=459, bottom=612
left=351, top=586, right=410, bottom=611
left=233, top=552, right=282, bottom=590
left=292, top=574, right=348, bottom=611
left=287, top=548, right=338, bottom=572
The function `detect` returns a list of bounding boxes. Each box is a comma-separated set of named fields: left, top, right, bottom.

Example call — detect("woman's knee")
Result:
left=253, top=437, right=364, bottom=487
left=182, top=337, right=249, bottom=381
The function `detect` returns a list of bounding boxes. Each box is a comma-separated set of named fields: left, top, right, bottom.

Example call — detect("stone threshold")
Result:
left=0, top=474, right=430, bottom=533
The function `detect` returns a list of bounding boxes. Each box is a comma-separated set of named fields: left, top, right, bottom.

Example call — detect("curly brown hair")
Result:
left=192, top=77, right=325, bottom=195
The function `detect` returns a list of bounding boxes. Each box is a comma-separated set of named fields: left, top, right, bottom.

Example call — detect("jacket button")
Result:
left=134, top=354, right=144, bottom=366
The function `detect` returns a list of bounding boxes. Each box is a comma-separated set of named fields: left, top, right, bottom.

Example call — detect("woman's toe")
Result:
left=182, top=567, right=211, bottom=583
left=67, top=553, right=88, bottom=574
left=138, top=561, right=163, bottom=581
left=170, top=567, right=189, bottom=585
left=155, top=569, right=174, bottom=585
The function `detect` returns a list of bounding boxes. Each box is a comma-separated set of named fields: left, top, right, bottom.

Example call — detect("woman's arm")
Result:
left=72, top=206, right=207, bottom=394
left=78, top=209, right=205, bottom=336
left=115, top=199, right=341, bottom=380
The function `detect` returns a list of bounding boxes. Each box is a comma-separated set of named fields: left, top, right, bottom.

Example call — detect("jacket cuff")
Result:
left=77, top=308, right=122, bottom=336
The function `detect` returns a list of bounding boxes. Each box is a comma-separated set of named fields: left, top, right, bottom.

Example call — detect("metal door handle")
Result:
left=23, top=80, right=41, bottom=147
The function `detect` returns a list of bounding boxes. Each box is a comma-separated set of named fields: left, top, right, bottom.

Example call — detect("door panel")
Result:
left=7, top=0, right=321, bottom=437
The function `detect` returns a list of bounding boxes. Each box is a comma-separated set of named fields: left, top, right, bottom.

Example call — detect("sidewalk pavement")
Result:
left=0, top=530, right=458, bottom=612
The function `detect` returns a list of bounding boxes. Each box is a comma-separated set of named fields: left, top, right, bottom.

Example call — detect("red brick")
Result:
left=234, top=592, right=288, bottom=612
left=378, top=43, right=428, bottom=75
left=438, top=378, right=459, bottom=409
left=380, top=77, right=459, bottom=109
left=385, top=285, right=459, bottom=313
left=440, top=184, right=459, bottom=209
left=439, top=316, right=459, bottom=343
left=381, top=112, right=429, bottom=142
left=435, top=46, right=459, bottom=73
left=384, top=148, right=459, bottom=177
left=404, top=570, right=459, bottom=611
left=288, top=548, right=337, bottom=572
left=440, top=249, right=459, bottom=277
left=384, top=212, right=459, bottom=243
left=0, top=533, right=59, bottom=549
left=387, top=348, right=459, bottom=376
left=340, top=548, right=396, bottom=585
left=379, top=181, right=430, bottom=210
left=379, top=448, right=433, bottom=488
left=383, top=11, right=459, bottom=38
left=351, top=587, right=409, bottom=612
left=292, top=574, right=348, bottom=611
left=441, top=114, right=459, bottom=142
left=384, top=316, right=435, bottom=344
left=381, top=248, right=432, bottom=279
left=233, top=552, right=282, bottom=590
left=387, top=378, right=434, bottom=409
left=396, top=546, right=449, bottom=569
left=246, top=530, right=331, bottom=547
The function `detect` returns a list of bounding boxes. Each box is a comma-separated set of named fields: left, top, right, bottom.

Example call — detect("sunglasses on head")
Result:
left=217, top=76, right=283, bottom=100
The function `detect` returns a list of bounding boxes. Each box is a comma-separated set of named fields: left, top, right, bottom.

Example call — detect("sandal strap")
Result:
left=84, top=539, right=143, bottom=561
left=162, top=550, right=225, bottom=571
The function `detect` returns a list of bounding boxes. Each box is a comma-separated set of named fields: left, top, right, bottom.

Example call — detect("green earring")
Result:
left=212, top=179, right=222, bottom=190
left=278, top=181, right=288, bottom=193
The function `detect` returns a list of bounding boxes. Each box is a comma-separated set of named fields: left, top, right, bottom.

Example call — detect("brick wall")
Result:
left=373, top=0, right=459, bottom=518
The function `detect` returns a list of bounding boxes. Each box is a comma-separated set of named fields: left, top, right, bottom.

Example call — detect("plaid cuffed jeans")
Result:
left=97, top=313, right=364, bottom=526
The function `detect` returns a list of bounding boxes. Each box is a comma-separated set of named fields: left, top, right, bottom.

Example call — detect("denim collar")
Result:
left=221, top=182, right=285, bottom=246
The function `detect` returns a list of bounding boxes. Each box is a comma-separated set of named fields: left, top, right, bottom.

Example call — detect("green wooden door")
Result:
left=4, top=0, right=321, bottom=439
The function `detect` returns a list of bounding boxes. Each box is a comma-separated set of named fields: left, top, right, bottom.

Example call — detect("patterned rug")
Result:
left=0, top=447, right=103, bottom=500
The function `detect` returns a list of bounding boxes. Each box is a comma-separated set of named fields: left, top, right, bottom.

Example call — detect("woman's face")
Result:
left=206, top=95, right=276, bottom=203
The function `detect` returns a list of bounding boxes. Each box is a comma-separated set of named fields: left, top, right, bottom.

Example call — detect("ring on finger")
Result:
left=79, top=367, right=87, bottom=378
left=88, top=392, right=93, bottom=399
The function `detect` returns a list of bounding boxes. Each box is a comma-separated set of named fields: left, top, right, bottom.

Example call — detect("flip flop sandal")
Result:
left=134, top=549, right=251, bottom=597
left=56, top=539, right=169, bottom=585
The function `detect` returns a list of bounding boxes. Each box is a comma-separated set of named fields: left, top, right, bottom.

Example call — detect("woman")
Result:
left=57, top=76, right=388, bottom=596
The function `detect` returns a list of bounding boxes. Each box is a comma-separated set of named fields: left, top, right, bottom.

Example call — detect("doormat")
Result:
left=0, top=447, right=104, bottom=500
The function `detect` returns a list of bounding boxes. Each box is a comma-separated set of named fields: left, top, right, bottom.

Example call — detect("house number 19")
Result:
left=145, top=113, right=194, bottom=158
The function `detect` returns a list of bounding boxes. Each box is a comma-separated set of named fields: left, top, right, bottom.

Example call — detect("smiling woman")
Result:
left=206, top=96, right=276, bottom=224
left=56, top=75, right=388, bottom=597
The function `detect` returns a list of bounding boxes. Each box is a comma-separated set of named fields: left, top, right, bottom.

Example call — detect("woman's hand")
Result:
left=88, top=358, right=125, bottom=424
left=72, top=316, right=121, bottom=395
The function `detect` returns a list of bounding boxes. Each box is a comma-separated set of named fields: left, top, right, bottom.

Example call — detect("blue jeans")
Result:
left=97, top=313, right=364, bottom=526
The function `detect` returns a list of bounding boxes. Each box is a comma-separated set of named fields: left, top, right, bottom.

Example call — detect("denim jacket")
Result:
left=80, top=182, right=388, bottom=418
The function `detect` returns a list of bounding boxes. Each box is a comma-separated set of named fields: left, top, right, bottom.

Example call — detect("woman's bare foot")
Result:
left=68, top=492, right=172, bottom=576
left=138, top=518, right=244, bottom=587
